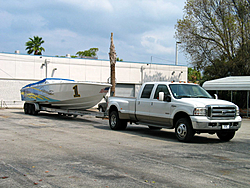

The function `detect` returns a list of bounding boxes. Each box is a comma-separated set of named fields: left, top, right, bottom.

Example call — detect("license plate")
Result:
left=222, top=125, right=230, bottom=129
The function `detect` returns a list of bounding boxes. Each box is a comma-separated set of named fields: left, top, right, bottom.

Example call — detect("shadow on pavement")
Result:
left=93, top=123, right=223, bottom=144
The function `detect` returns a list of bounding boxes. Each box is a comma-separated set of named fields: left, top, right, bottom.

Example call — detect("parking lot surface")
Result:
left=0, top=109, right=250, bottom=188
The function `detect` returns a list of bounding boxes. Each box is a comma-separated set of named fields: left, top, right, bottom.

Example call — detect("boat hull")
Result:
left=21, top=78, right=111, bottom=110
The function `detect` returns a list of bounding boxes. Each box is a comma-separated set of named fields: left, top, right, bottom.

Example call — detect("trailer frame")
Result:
left=23, top=102, right=107, bottom=118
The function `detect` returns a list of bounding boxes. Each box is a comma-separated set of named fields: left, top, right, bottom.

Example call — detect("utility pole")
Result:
left=175, top=42, right=181, bottom=65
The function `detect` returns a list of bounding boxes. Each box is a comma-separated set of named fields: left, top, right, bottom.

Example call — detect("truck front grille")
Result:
left=207, top=105, right=236, bottom=120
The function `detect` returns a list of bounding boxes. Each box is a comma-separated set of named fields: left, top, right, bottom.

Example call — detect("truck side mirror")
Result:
left=214, top=94, right=218, bottom=99
left=159, top=92, right=164, bottom=101
left=159, top=92, right=171, bottom=102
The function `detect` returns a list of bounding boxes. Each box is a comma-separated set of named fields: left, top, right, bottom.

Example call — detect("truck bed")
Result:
left=108, top=96, right=137, bottom=120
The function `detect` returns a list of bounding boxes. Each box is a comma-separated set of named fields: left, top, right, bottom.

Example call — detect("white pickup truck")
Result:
left=107, top=82, right=242, bottom=142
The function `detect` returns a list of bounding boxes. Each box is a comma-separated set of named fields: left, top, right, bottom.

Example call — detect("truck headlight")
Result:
left=236, top=106, right=240, bottom=116
left=193, top=107, right=206, bottom=116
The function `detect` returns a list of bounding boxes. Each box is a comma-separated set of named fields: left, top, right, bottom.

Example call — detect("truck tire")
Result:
left=216, top=131, right=235, bottom=142
left=175, top=118, right=194, bottom=142
left=109, top=111, right=127, bottom=130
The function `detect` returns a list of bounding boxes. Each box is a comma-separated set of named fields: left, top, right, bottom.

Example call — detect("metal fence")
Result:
left=0, top=100, right=24, bottom=109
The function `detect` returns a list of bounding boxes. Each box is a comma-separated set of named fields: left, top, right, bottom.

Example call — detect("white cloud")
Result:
left=36, top=29, right=80, bottom=55
left=139, top=0, right=183, bottom=18
left=56, top=0, right=114, bottom=12
left=41, top=29, right=79, bottom=38
left=141, top=27, right=175, bottom=55
left=0, top=0, right=187, bottom=65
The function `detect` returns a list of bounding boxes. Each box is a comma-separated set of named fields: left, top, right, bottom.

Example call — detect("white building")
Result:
left=0, top=52, right=187, bottom=108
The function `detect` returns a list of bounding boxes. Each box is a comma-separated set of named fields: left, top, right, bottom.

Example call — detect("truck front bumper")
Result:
left=190, top=116, right=242, bottom=131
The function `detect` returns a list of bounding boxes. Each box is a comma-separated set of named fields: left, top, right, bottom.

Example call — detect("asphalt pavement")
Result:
left=0, top=109, right=250, bottom=188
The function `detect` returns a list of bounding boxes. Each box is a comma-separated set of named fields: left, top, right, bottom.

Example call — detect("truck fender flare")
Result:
left=173, top=111, right=191, bottom=128
left=108, top=104, right=119, bottom=115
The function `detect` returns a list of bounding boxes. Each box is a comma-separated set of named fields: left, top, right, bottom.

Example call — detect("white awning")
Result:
left=203, top=76, right=250, bottom=91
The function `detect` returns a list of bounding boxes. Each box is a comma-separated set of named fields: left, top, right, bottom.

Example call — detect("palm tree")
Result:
left=109, top=33, right=116, bottom=96
left=25, top=36, right=45, bottom=55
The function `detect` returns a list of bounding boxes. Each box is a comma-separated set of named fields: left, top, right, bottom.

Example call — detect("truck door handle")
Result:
left=138, top=101, right=140, bottom=105
left=151, top=102, right=153, bottom=106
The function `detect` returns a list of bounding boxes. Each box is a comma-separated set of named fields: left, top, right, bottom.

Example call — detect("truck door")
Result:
left=136, top=84, right=154, bottom=122
left=148, top=84, right=171, bottom=127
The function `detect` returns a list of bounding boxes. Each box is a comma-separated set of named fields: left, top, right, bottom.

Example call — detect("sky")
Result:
left=0, top=0, right=187, bottom=65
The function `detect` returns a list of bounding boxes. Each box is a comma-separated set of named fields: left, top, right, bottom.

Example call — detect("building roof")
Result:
left=203, top=76, right=250, bottom=90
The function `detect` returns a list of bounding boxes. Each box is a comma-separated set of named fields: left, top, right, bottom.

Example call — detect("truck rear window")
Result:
left=141, top=84, right=154, bottom=98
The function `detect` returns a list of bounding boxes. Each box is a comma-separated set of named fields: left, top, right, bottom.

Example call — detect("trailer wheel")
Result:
left=27, top=104, right=32, bottom=114
left=109, top=111, right=127, bottom=130
left=217, top=131, right=235, bottom=142
left=30, top=104, right=38, bottom=115
left=24, top=103, right=29, bottom=114
left=24, top=103, right=38, bottom=115
left=175, top=118, right=194, bottom=142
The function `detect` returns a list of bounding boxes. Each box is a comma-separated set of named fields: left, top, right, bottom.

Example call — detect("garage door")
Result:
left=115, top=84, right=135, bottom=97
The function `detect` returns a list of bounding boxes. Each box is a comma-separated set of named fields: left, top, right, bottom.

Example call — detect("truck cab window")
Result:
left=141, top=84, right=154, bottom=98
left=154, top=84, right=170, bottom=99
left=169, top=84, right=212, bottom=99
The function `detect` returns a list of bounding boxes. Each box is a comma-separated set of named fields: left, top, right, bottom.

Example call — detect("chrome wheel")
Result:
left=175, top=118, right=194, bottom=142
left=176, top=123, right=187, bottom=139
left=110, top=113, right=117, bottom=128
left=109, top=111, right=127, bottom=130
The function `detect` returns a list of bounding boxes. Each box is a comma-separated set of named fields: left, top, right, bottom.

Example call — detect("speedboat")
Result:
left=20, top=78, right=111, bottom=110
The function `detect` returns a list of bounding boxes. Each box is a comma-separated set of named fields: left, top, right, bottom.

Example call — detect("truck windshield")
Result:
left=169, top=84, right=212, bottom=99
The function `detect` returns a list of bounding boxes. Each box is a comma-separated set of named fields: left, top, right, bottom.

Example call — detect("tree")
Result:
left=188, top=67, right=201, bottom=83
left=116, top=57, right=123, bottom=61
left=175, top=0, right=250, bottom=80
left=76, top=48, right=99, bottom=57
left=25, top=36, right=45, bottom=55
left=109, top=33, right=116, bottom=96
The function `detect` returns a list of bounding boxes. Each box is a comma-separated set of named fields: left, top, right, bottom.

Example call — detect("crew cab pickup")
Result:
left=107, top=82, right=242, bottom=142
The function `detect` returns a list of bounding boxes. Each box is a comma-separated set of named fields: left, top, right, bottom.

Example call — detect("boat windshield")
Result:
left=22, top=78, right=75, bottom=88
left=169, top=84, right=212, bottom=99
